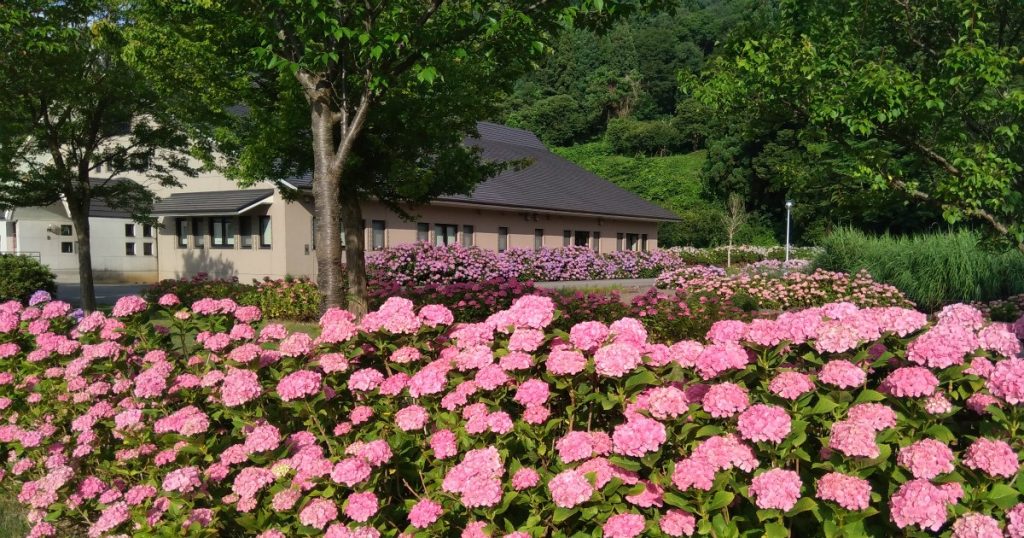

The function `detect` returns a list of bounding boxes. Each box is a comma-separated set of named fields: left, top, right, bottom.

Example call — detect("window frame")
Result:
left=239, top=216, right=253, bottom=249
left=371, top=220, right=386, bottom=251
left=498, top=226, right=509, bottom=252
left=562, top=229, right=571, bottom=247
left=124, top=223, right=135, bottom=237
left=534, top=228, right=544, bottom=250
left=461, top=225, right=474, bottom=247
left=616, top=233, right=624, bottom=251
left=143, top=242, right=154, bottom=256
left=433, top=224, right=457, bottom=246
left=175, top=218, right=189, bottom=249
left=592, top=231, right=601, bottom=252
left=125, top=242, right=136, bottom=256
left=573, top=230, right=590, bottom=248
left=142, top=224, right=153, bottom=238
left=209, top=217, right=236, bottom=249
left=60, top=242, right=74, bottom=254
left=192, top=217, right=205, bottom=249
left=60, top=224, right=72, bottom=236
left=416, top=223, right=429, bottom=243
left=641, top=233, right=649, bottom=252
left=258, top=216, right=272, bottom=249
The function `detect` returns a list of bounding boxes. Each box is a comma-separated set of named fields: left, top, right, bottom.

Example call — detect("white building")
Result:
left=0, top=199, right=158, bottom=283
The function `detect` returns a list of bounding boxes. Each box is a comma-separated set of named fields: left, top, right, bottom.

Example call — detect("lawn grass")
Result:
left=0, top=490, right=28, bottom=536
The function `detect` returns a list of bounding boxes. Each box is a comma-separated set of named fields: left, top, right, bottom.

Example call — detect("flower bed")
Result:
left=667, top=245, right=822, bottom=267
left=1, top=292, right=1023, bottom=537
left=655, top=266, right=913, bottom=311
left=366, top=244, right=688, bottom=285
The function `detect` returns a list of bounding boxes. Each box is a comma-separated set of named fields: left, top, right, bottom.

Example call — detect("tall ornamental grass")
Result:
left=815, top=229, right=1024, bottom=312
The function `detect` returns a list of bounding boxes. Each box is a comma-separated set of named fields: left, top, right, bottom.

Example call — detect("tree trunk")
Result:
left=311, top=106, right=346, bottom=311
left=340, top=190, right=368, bottom=317
left=67, top=198, right=97, bottom=312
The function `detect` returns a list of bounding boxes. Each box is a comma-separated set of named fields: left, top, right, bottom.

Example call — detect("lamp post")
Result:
left=785, top=200, right=794, bottom=263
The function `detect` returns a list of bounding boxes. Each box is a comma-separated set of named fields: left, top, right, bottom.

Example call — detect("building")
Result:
left=6, top=122, right=680, bottom=284
left=0, top=199, right=158, bottom=283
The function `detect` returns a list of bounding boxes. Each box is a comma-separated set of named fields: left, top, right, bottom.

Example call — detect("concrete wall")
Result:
left=14, top=219, right=79, bottom=282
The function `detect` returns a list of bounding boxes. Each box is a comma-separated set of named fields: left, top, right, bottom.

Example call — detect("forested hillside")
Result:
left=499, top=0, right=1022, bottom=248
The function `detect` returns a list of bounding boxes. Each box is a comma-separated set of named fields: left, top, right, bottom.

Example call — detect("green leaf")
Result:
left=707, top=490, right=734, bottom=510
left=625, top=370, right=657, bottom=391
left=764, top=522, right=788, bottom=538
left=854, top=389, right=887, bottom=403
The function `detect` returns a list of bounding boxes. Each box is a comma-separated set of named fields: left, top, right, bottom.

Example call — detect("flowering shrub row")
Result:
left=655, top=266, right=912, bottom=311
left=144, top=274, right=321, bottom=321
left=366, top=244, right=688, bottom=285
left=667, top=245, right=822, bottom=267
left=1, top=289, right=1024, bottom=537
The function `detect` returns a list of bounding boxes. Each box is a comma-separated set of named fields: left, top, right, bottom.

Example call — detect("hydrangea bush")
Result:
left=1, top=293, right=1023, bottom=537
left=655, top=267, right=912, bottom=311
left=366, top=244, right=688, bottom=285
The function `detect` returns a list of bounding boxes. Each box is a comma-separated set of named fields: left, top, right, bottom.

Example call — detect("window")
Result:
left=641, top=234, right=649, bottom=252
left=125, top=242, right=136, bottom=256
left=574, top=230, right=590, bottom=247
left=616, top=233, right=624, bottom=251
left=593, top=231, right=601, bottom=252
left=192, top=218, right=205, bottom=249
left=498, top=226, right=509, bottom=252
left=61, top=242, right=73, bottom=254
left=416, top=223, right=429, bottom=242
left=210, top=217, right=236, bottom=248
left=143, top=243, right=154, bottom=256
left=124, top=223, right=135, bottom=237
left=434, top=224, right=457, bottom=246
left=563, top=230, right=571, bottom=247
left=371, top=220, right=386, bottom=250
left=626, top=233, right=640, bottom=251
left=175, top=218, right=189, bottom=248
left=143, top=224, right=153, bottom=238
left=258, top=216, right=272, bottom=248
left=60, top=225, right=72, bottom=236
left=534, top=228, right=544, bottom=250
left=239, top=216, right=253, bottom=249
left=461, top=225, right=474, bottom=247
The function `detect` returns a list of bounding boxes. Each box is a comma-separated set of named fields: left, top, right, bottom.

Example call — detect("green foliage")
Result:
left=502, top=1, right=752, bottom=143
left=0, top=255, right=56, bottom=303
left=554, top=143, right=778, bottom=246
left=814, top=229, right=1024, bottom=311
left=506, top=94, right=594, bottom=147
left=694, top=0, right=1024, bottom=251
left=143, top=274, right=321, bottom=321
left=604, top=117, right=687, bottom=156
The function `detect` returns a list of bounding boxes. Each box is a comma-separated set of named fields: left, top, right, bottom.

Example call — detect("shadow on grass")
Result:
left=0, top=491, right=28, bottom=536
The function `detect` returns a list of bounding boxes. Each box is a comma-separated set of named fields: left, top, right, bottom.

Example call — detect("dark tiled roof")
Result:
left=152, top=189, right=274, bottom=216
left=283, top=122, right=680, bottom=222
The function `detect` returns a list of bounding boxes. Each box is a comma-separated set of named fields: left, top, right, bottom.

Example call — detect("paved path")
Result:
left=57, top=283, right=146, bottom=307
left=534, top=278, right=657, bottom=302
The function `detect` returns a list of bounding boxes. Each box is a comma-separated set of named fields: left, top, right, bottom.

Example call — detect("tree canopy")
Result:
left=0, top=0, right=216, bottom=310
left=693, top=0, right=1024, bottom=249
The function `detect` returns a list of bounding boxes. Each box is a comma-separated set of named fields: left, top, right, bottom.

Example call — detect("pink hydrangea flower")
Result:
left=221, top=368, right=262, bottom=407
left=768, top=371, right=814, bottom=400
left=737, top=404, right=791, bottom=443
left=962, top=437, right=1019, bottom=478
left=594, top=343, right=643, bottom=378
left=815, top=472, right=871, bottom=511
left=276, top=370, right=322, bottom=401
left=897, top=439, right=954, bottom=479
left=395, top=405, right=429, bottom=431
left=951, top=513, right=1002, bottom=538
left=612, top=416, right=667, bottom=457
left=344, top=492, right=379, bottom=522
left=889, top=479, right=962, bottom=531
left=111, top=295, right=148, bottom=317
left=602, top=513, right=645, bottom=538
left=511, top=468, right=540, bottom=490
left=659, top=509, right=696, bottom=537
left=881, top=367, right=939, bottom=397
left=749, top=468, right=801, bottom=511
left=548, top=470, right=593, bottom=508
left=701, top=382, right=749, bottom=418
left=818, top=360, right=866, bottom=389
left=986, top=358, right=1024, bottom=404
left=408, top=498, right=443, bottom=528
left=300, top=499, right=338, bottom=529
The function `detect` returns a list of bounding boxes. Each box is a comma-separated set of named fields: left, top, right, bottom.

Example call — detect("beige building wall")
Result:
left=154, top=194, right=662, bottom=283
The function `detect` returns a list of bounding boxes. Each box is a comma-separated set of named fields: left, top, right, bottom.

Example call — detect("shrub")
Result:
left=506, top=94, right=593, bottom=146
left=1, top=294, right=1023, bottom=536
left=605, top=117, right=686, bottom=156
left=0, top=255, right=56, bottom=304
left=365, top=244, right=689, bottom=286
left=655, top=266, right=912, bottom=311
left=815, top=229, right=1024, bottom=311
left=143, top=273, right=252, bottom=306
left=241, top=278, right=321, bottom=322
left=667, top=245, right=821, bottom=266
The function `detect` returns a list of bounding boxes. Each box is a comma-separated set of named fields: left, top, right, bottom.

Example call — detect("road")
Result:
left=56, top=283, right=147, bottom=307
